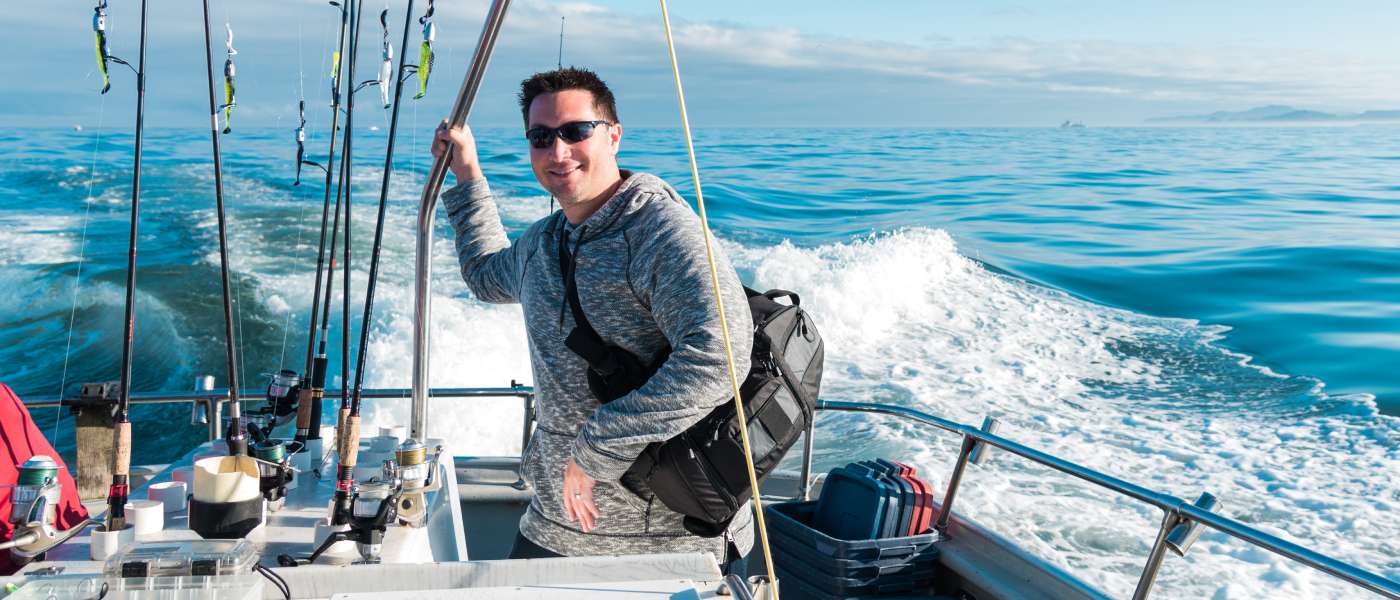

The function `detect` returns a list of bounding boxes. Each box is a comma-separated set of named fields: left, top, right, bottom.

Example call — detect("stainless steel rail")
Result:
left=25, top=386, right=536, bottom=448
left=23, top=387, right=533, bottom=409
left=812, top=400, right=1400, bottom=600
left=410, top=0, right=511, bottom=443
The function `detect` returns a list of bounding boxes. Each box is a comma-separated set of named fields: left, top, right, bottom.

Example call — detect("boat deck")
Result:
left=1, top=441, right=731, bottom=600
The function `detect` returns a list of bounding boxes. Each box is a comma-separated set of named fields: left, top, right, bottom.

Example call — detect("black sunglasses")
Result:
left=524, top=120, right=611, bottom=149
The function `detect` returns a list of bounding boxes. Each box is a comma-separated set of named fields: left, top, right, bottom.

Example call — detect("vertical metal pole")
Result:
left=213, top=397, right=224, bottom=441
left=934, top=434, right=977, bottom=533
left=1132, top=510, right=1183, bottom=600
left=519, top=393, right=534, bottom=458
left=206, top=400, right=219, bottom=442
left=410, top=0, right=511, bottom=441
left=798, top=417, right=814, bottom=501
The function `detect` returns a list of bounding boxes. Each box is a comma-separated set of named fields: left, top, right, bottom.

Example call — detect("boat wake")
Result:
left=2, top=155, right=1396, bottom=597
left=364, top=224, right=1397, bottom=599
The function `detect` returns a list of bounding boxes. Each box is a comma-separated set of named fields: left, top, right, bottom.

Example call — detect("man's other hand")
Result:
left=562, top=458, right=600, bottom=532
left=433, top=120, right=483, bottom=182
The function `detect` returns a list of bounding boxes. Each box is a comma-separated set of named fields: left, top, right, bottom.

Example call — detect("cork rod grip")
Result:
left=295, top=388, right=314, bottom=430
left=339, top=416, right=360, bottom=468
left=112, top=421, right=132, bottom=477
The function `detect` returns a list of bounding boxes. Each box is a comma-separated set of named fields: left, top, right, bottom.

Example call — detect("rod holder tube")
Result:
left=1166, top=492, right=1219, bottom=556
left=411, top=0, right=511, bottom=441
left=967, top=416, right=1000, bottom=466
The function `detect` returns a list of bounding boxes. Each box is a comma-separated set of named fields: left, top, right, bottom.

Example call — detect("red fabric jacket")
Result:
left=0, top=383, right=89, bottom=574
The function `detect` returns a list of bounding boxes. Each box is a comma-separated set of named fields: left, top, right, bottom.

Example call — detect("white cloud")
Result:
left=5, top=0, right=1399, bottom=126
left=460, top=1, right=1400, bottom=111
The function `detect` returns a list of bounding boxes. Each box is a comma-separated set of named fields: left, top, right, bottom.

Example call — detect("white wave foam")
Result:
left=214, top=186, right=1397, bottom=598
left=728, top=228, right=1400, bottom=599
left=0, top=214, right=78, bottom=266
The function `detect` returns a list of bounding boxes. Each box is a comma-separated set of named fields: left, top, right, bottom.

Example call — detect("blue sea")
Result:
left=0, top=125, right=1396, bottom=598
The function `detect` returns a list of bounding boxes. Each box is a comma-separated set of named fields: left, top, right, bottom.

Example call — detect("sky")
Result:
left=3, top=0, right=1400, bottom=129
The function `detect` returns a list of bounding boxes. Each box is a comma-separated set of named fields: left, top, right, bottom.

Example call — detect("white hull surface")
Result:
left=0, top=441, right=729, bottom=599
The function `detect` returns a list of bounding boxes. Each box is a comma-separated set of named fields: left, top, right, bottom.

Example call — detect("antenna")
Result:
left=557, top=16, right=564, bottom=68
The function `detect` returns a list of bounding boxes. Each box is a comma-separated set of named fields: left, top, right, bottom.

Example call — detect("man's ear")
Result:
left=609, top=122, right=623, bottom=154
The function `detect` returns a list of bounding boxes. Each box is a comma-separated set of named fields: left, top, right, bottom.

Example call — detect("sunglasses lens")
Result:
left=525, top=127, right=552, bottom=149
left=558, top=122, right=597, bottom=144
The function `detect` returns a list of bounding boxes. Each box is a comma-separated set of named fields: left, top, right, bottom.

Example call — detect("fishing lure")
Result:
left=92, top=0, right=112, bottom=94
left=329, top=0, right=343, bottom=95
left=222, top=24, right=237, bottom=134
left=295, top=100, right=308, bottom=185
left=414, top=0, right=435, bottom=99
left=377, top=8, right=393, bottom=109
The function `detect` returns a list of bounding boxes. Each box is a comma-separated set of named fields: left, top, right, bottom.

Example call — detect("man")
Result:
left=432, top=68, right=753, bottom=562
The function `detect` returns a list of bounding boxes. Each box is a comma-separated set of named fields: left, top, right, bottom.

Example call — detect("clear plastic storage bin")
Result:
left=101, top=539, right=264, bottom=600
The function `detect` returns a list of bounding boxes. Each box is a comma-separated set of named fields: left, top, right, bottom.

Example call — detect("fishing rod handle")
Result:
left=295, top=388, right=316, bottom=432
left=339, top=416, right=361, bottom=468
left=111, top=421, right=131, bottom=477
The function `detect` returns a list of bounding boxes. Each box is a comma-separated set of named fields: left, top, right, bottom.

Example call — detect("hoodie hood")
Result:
left=568, top=170, right=686, bottom=240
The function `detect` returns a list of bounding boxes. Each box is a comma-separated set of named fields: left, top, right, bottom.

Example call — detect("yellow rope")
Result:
left=657, top=1, right=778, bottom=594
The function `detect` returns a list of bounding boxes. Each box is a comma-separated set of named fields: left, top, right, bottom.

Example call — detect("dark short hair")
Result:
left=517, top=67, right=619, bottom=127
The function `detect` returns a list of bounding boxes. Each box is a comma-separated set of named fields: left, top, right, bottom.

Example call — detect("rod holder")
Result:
left=1166, top=492, right=1220, bottom=557
left=192, top=375, right=214, bottom=428
left=967, top=416, right=1000, bottom=466
left=191, top=400, right=208, bottom=426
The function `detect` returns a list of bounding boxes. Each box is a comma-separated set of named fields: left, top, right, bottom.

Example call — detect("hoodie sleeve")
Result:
left=442, top=177, right=521, bottom=303
left=570, top=198, right=752, bottom=482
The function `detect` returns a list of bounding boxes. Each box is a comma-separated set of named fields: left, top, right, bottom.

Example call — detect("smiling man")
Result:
left=432, top=68, right=753, bottom=565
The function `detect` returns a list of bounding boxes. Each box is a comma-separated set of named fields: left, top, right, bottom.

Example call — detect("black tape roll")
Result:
left=188, top=496, right=264, bottom=539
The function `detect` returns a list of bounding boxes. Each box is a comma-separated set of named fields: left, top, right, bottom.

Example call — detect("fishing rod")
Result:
left=350, top=0, right=423, bottom=454
left=200, top=0, right=246, bottom=456
left=104, top=0, right=150, bottom=535
left=332, top=0, right=369, bottom=525
left=292, top=0, right=352, bottom=454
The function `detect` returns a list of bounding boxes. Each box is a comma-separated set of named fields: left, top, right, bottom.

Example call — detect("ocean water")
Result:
left=0, top=124, right=1397, bottom=599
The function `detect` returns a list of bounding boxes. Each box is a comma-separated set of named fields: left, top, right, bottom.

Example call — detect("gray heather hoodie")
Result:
left=442, top=170, right=754, bottom=559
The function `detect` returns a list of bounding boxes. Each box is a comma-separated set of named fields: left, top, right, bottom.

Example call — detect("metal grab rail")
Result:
left=411, top=0, right=511, bottom=443
left=811, top=400, right=1400, bottom=600
left=22, top=386, right=534, bottom=409
left=24, top=386, right=536, bottom=449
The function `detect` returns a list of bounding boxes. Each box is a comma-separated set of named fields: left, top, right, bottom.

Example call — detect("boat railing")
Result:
left=812, top=400, right=1400, bottom=600
left=23, top=385, right=537, bottom=456
left=22, top=388, right=1398, bottom=599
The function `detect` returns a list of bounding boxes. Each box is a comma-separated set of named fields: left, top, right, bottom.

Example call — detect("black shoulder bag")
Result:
left=558, top=228, right=824, bottom=536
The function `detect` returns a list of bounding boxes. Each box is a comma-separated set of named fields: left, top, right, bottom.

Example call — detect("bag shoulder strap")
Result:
left=558, top=228, right=613, bottom=365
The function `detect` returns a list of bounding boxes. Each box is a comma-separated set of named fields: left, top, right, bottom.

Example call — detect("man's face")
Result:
left=527, top=89, right=622, bottom=207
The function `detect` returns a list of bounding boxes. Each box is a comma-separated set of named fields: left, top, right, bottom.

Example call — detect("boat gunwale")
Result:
left=22, top=386, right=1400, bottom=599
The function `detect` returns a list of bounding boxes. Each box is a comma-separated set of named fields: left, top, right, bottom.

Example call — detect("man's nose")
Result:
left=548, top=135, right=571, bottom=161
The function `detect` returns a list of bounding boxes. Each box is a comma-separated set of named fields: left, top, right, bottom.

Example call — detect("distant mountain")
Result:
left=1148, top=105, right=1400, bottom=123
